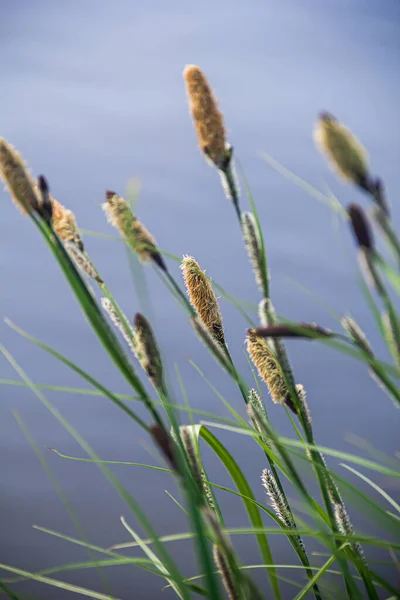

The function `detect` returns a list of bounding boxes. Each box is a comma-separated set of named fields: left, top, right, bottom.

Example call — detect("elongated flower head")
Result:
left=133, top=313, right=164, bottom=390
left=241, top=212, right=264, bottom=290
left=66, top=243, right=102, bottom=282
left=179, top=425, right=203, bottom=493
left=101, top=297, right=135, bottom=351
left=341, top=316, right=373, bottom=356
left=51, top=196, right=84, bottom=250
left=246, top=330, right=288, bottom=405
left=261, top=468, right=294, bottom=528
left=213, top=545, right=238, bottom=600
left=348, top=203, right=374, bottom=251
left=0, top=138, right=40, bottom=214
left=181, top=255, right=225, bottom=346
left=314, top=113, right=369, bottom=187
left=103, top=191, right=166, bottom=270
left=183, top=65, right=227, bottom=167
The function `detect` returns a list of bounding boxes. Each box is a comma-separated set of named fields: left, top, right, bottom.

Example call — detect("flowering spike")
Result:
left=181, top=256, right=225, bottom=346
left=0, top=138, right=40, bottom=214
left=183, top=65, right=227, bottom=167
left=103, top=191, right=166, bottom=271
left=133, top=313, right=164, bottom=390
left=314, top=113, right=369, bottom=188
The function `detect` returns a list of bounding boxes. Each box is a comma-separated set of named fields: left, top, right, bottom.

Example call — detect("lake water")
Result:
left=1, top=0, right=399, bottom=598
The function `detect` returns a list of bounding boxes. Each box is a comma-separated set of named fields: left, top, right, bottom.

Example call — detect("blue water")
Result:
left=1, top=1, right=399, bottom=598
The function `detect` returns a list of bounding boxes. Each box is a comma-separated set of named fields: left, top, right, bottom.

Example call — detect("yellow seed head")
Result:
left=314, top=113, right=369, bottom=186
left=50, top=196, right=83, bottom=250
left=103, top=191, right=161, bottom=264
left=181, top=255, right=225, bottom=346
left=246, top=330, right=288, bottom=405
left=183, top=65, right=227, bottom=167
left=0, top=138, right=39, bottom=214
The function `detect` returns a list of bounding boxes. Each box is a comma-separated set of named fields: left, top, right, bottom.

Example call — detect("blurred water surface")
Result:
left=1, top=0, right=399, bottom=598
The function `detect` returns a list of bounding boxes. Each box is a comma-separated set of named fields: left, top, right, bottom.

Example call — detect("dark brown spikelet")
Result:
left=348, top=203, right=374, bottom=250
left=253, top=323, right=332, bottom=340
left=0, top=138, right=40, bottom=214
left=133, top=313, right=164, bottom=390
left=37, top=175, right=53, bottom=223
left=183, top=65, right=227, bottom=167
left=149, top=424, right=178, bottom=472
left=213, top=545, right=239, bottom=600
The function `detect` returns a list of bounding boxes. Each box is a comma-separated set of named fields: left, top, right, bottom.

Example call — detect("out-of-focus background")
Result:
left=1, top=0, right=399, bottom=598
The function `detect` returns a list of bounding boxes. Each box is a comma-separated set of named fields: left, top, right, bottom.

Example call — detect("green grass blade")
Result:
left=120, top=516, right=186, bottom=599
left=5, top=320, right=149, bottom=431
left=0, top=563, right=121, bottom=600
left=293, top=549, right=344, bottom=600
left=0, top=344, right=191, bottom=600
left=197, top=425, right=282, bottom=600
left=340, top=464, right=400, bottom=514
left=0, top=378, right=239, bottom=424
left=47, top=447, right=173, bottom=472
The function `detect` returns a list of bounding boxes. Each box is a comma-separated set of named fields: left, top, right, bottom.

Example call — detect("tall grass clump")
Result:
left=0, top=66, right=399, bottom=600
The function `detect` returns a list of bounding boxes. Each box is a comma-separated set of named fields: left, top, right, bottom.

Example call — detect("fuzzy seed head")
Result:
left=133, top=313, right=164, bottom=390
left=261, top=468, right=294, bottom=528
left=183, top=65, right=227, bottom=167
left=248, top=388, right=267, bottom=419
left=101, top=297, right=135, bottom=350
left=103, top=191, right=163, bottom=266
left=180, top=425, right=203, bottom=493
left=50, top=196, right=84, bottom=250
left=0, top=138, right=40, bottom=214
left=201, top=467, right=216, bottom=511
left=246, top=330, right=288, bottom=405
left=181, top=256, right=225, bottom=346
left=341, top=316, right=373, bottom=356
left=241, top=212, right=264, bottom=290
left=334, top=503, right=366, bottom=563
left=65, top=243, right=102, bottom=282
left=314, top=113, right=369, bottom=186
left=213, top=545, right=239, bottom=600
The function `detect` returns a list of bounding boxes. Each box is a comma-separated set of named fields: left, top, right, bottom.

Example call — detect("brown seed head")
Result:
left=0, top=138, right=40, bottom=214
left=314, top=113, right=369, bottom=187
left=50, top=196, right=84, bottom=250
left=348, top=203, right=373, bottom=250
left=246, top=330, right=288, bottom=405
left=134, top=313, right=164, bottom=390
left=103, top=191, right=166, bottom=269
left=212, top=545, right=238, bottom=600
left=181, top=256, right=225, bottom=346
left=183, top=65, right=227, bottom=167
